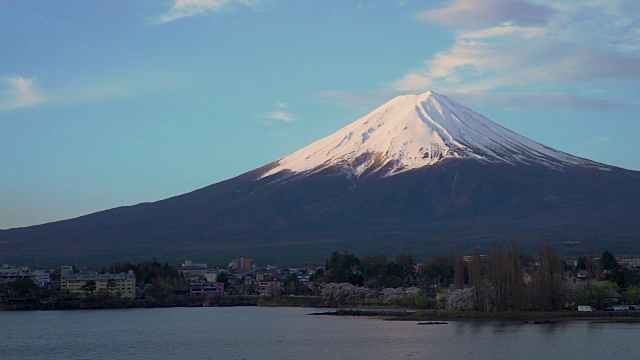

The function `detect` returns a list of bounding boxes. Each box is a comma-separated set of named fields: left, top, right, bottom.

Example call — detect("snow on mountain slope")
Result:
left=262, top=91, right=609, bottom=179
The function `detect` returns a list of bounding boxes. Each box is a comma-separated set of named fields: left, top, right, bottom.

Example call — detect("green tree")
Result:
left=143, top=272, right=153, bottom=284
left=80, top=280, right=97, bottom=296
left=284, top=273, right=299, bottom=295
left=604, top=280, right=620, bottom=293
left=10, top=278, right=39, bottom=299
left=161, top=283, right=174, bottom=296
left=421, top=256, right=454, bottom=288
left=323, top=251, right=363, bottom=286
left=132, top=260, right=187, bottom=300
left=624, top=271, right=640, bottom=287
left=394, top=253, right=415, bottom=282
left=624, top=285, right=640, bottom=304
left=328, top=251, right=360, bottom=271
left=590, top=284, right=607, bottom=309
left=394, top=253, right=413, bottom=266
left=106, top=261, right=136, bottom=274
left=106, top=279, right=117, bottom=295
left=360, top=255, right=387, bottom=288
left=309, top=268, right=324, bottom=281
left=384, top=275, right=404, bottom=288
left=217, top=272, right=229, bottom=287
left=601, top=251, right=618, bottom=270
left=605, top=269, right=625, bottom=288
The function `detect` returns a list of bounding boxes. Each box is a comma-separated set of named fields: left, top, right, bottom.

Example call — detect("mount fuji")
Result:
left=264, top=91, right=606, bottom=179
left=2, top=91, right=639, bottom=265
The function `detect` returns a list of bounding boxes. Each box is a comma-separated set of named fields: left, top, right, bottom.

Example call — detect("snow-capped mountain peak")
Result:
left=262, top=91, right=608, bottom=179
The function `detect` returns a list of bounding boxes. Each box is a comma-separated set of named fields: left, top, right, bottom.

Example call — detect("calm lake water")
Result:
left=1, top=307, right=638, bottom=359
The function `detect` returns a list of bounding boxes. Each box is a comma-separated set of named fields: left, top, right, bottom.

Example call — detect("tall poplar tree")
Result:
left=536, top=241, right=564, bottom=310
left=469, top=248, right=483, bottom=311
left=454, top=249, right=464, bottom=290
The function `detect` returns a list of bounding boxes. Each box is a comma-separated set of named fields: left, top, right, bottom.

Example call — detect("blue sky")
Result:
left=1, top=0, right=639, bottom=229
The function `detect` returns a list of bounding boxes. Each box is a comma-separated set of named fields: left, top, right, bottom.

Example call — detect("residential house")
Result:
left=258, top=280, right=282, bottom=296
left=189, top=281, right=224, bottom=296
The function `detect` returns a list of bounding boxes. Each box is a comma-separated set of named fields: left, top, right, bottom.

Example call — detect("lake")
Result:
left=1, top=307, right=638, bottom=359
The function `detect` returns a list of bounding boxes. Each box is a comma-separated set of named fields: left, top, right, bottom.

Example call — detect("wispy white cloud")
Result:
left=588, top=136, right=612, bottom=144
left=262, top=111, right=298, bottom=122
left=256, top=102, right=299, bottom=122
left=443, top=91, right=636, bottom=111
left=416, top=0, right=553, bottom=28
left=0, top=73, right=139, bottom=112
left=321, top=1, right=639, bottom=111
left=154, top=0, right=262, bottom=24
left=458, top=23, right=547, bottom=39
left=0, top=76, right=46, bottom=110
left=384, top=0, right=640, bottom=110
left=357, top=2, right=376, bottom=11
left=390, top=72, right=433, bottom=92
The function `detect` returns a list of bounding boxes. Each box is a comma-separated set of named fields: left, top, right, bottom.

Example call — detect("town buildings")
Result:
left=0, top=264, right=51, bottom=287
left=60, top=266, right=136, bottom=299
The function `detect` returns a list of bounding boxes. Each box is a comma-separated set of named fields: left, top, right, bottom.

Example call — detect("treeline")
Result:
left=312, top=243, right=640, bottom=311
left=450, top=243, right=640, bottom=311
left=310, top=251, right=454, bottom=295
left=454, top=242, right=564, bottom=311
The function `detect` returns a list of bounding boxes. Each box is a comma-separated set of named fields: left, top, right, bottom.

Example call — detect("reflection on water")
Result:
left=1, top=307, right=639, bottom=360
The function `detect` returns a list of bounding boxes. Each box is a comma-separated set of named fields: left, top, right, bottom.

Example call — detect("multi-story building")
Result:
left=234, top=255, right=253, bottom=272
left=0, top=265, right=51, bottom=287
left=617, top=256, right=640, bottom=269
left=60, top=266, right=136, bottom=299
left=0, top=266, right=29, bottom=283
left=189, top=281, right=224, bottom=296
left=258, top=280, right=282, bottom=296
left=182, top=260, right=207, bottom=269
left=204, top=270, right=219, bottom=283
left=179, top=260, right=209, bottom=281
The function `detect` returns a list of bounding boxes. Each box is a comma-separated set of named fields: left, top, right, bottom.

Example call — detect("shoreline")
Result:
left=4, top=299, right=640, bottom=324
left=0, top=295, right=326, bottom=311
left=309, top=309, right=640, bottom=323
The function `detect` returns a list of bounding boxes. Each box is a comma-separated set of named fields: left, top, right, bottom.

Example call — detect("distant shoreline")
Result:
left=309, top=309, right=640, bottom=323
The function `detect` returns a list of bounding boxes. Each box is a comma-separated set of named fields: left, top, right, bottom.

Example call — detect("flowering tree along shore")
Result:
left=314, top=244, right=640, bottom=311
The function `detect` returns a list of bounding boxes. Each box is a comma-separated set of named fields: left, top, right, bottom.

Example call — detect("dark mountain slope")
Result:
left=2, top=159, right=639, bottom=265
